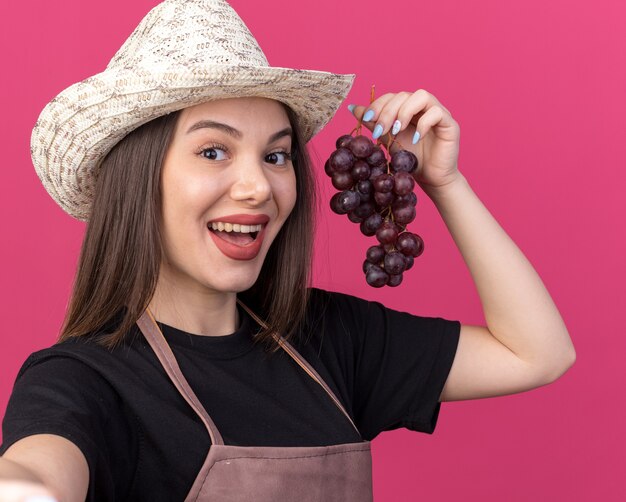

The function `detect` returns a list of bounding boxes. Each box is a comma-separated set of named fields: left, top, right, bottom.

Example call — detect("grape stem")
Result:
left=349, top=86, right=378, bottom=138
left=378, top=135, right=407, bottom=155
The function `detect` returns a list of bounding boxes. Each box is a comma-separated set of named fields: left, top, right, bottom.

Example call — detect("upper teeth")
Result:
left=210, top=222, right=263, bottom=233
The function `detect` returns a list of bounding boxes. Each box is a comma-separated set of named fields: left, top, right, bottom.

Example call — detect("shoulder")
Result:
left=305, top=286, right=380, bottom=320
left=4, top=333, right=142, bottom=449
left=303, top=286, right=461, bottom=348
left=2, top=337, right=137, bottom=499
left=306, top=286, right=459, bottom=324
left=304, top=286, right=417, bottom=330
left=17, top=337, right=103, bottom=376
left=13, top=328, right=145, bottom=389
left=11, top=337, right=117, bottom=396
left=4, top=336, right=130, bottom=444
left=300, top=287, right=392, bottom=350
left=307, top=286, right=368, bottom=305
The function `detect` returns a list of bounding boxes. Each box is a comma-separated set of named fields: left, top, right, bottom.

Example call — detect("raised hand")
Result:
left=349, top=89, right=461, bottom=193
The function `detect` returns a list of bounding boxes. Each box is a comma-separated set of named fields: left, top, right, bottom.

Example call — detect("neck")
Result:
left=148, top=274, right=239, bottom=337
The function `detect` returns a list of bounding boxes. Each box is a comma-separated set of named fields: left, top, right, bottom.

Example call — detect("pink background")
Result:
left=1, top=0, right=624, bottom=500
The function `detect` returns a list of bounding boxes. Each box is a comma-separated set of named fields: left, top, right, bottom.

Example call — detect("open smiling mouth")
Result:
left=208, top=222, right=261, bottom=246
left=207, top=222, right=266, bottom=260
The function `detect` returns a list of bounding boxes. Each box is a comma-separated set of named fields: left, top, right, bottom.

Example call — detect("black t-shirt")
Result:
left=1, top=288, right=460, bottom=501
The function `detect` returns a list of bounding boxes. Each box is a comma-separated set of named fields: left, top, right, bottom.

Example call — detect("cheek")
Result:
left=160, top=179, right=210, bottom=261
left=276, top=170, right=298, bottom=216
left=162, top=171, right=221, bottom=223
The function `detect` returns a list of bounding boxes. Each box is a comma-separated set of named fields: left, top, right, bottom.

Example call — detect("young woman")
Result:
left=0, top=0, right=575, bottom=500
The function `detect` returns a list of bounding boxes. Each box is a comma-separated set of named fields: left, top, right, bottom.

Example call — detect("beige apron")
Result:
left=136, top=303, right=373, bottom=501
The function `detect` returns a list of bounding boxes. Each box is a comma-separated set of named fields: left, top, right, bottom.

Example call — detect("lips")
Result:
left=207, top=214, right=270, bottom=261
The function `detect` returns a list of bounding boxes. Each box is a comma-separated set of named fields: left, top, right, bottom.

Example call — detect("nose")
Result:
left=229, top=158, right=272, bottom=205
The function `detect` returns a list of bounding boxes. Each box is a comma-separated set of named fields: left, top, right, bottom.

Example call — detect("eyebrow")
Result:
left=186, top=120, right=293, bottom=143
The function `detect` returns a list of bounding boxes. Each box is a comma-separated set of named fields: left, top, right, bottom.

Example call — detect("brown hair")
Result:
left=58, top=104, right=315, bottom=354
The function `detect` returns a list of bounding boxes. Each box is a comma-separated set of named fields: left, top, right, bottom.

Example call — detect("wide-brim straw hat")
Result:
left=31, top=0, right=355, bottom=221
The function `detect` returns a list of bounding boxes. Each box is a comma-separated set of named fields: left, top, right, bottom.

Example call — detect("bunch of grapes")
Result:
left=324, top=134, right=424, bottom=288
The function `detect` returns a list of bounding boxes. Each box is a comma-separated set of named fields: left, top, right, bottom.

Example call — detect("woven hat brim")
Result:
left=31, top=64, right=356, bottom=221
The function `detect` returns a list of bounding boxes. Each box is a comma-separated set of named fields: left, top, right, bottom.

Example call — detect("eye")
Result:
left=266, top=151, right=292, bottom=166
left=199, top=144, right=228, bottom=161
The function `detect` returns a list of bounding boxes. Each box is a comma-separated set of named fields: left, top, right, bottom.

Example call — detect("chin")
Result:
left=202, top=266, right=263, bottom=294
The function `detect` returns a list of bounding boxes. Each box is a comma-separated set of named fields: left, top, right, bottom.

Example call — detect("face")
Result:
left=157, top=97, right=297, bottom=297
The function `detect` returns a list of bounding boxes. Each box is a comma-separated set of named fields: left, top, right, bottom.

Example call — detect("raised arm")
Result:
left=0, top=434, right=89, bottom=502
left=350, top=89, right=576, bottom=402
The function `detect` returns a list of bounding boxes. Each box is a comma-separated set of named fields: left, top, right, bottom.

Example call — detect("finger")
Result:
left=413, top=105, right=450, bottom=142
left=365, top=89, right=452, bottom=144
left=368, top=92, right=413, bottom=140
left=348, top=93, right=397, bottom=128
left=370, top=89, right=439, bottom=146
left=394, top=89, right=450, bottom=136
left=347, top=104, right=368, bottom=121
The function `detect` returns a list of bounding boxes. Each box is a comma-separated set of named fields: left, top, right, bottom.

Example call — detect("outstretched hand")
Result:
left=349, top=89, right=461, bottom=193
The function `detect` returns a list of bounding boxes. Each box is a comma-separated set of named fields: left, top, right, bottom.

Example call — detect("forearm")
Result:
left=426, top=173, right=575, bottom=372
left=0, top=456, right=60, bottom=500
left=0, top=433, right=88, bottom=501
left=0, top=456, right=44, bottom=483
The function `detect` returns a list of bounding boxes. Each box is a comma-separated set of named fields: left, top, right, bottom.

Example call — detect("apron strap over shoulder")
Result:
left=137, top=309, right=224, bottom=446
left=237, top=301, right=362, bottom=436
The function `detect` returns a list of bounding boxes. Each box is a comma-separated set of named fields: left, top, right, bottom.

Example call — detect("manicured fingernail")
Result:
left=362, top=109, right=375, bottom=122
left=372, top=124, right=383, bottom=139
left=347, top=104, right=356, bottom=113
left=391, top=120, right=401, bottom=135
left=25, top=497, right=59, bottom=502
left=412, top=131, right=421, bottom=144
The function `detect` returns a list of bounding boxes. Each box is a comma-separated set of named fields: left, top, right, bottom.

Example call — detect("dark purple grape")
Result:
left=387, top=274, right=403, bottom=287
left=356, top=180, right=373, bottom=202
left=337, top=190, right=360, bottom=212
left=374, top=191, right=394, bottom=208
left=324, top=159, right=334, bottom=177
left=336, top=134, right=353, bottom=149
left=360, top=213, right=383, bottom=236
left=376, top=220, right=400, bottom=244
left=366, top=244, right=385, bottom=264
left=369, top=165, right=387, bottom=181
left=330, top=148, right=355, bottom=173
left=351, top=160, right=371, bottom=181
left=395, top=191, right=418, bottom=206
left=330, top=193, right=347, bottom=215
left=366, top=147, right=386, bottom=167
left=363, top=260, right=377, bottom=274
left=404, top=255, right=414, bottom=271
left=357, top=190, right=373, bottom=204
left=348, top=212, right=363, bottom=224
left=396, top=232, right=424, bottom=257
left=365, top=265, right=389, bottom=288
left=392, top=202, right=416, bottom=225
left=352, top=201, right=376, bottom=219
left=384, top=251, right=406, bottom=275
left=357, top=180, right=373, bottom=194
left=392, top=171, right=415, bottom=195
left=331, top=171, right=354, bottom=190
left=396, top=232, right=417, bottom=255
left=413, top=234, right=424, bottom=257
left=390, top=150, right=418, bottom=173
left=372, top=173, right=394, bottom=193
left=349, top=135, right=375, bottom=158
